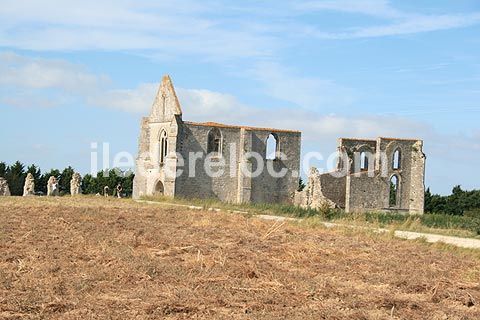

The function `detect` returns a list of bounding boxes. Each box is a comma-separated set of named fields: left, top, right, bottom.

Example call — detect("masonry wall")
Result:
left=377, top=138, right=425, bottom=214
left=344, top=138, right=425, bottom=214
left=249, top=130, right=301, bottom=204
left=345, top=174, right=387, bottom=212
left=300, top=137, right=425, bottom=214
left=174, top=123, right=242, bottom=202
left=133, top=117, right=180, bottom=199
left=318, top=173, right=346, bottom=208
left=338, top=138, right=377, bottom=173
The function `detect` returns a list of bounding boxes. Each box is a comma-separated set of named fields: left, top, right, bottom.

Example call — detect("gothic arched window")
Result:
left=266, top=133, right=279, bottom=160
left=160, top=130, right=168, bottom=164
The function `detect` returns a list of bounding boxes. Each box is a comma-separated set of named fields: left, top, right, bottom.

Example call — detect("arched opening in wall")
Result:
left=207, top=128, right=222, bottom=156
left=360, top=151, right=369, bottom=171
left=154, top=180, right=164, bottom=195
left=389, top=175, right=399, bottom=207
left=266, top=133, right=279, bottom=160
left=159, top=130, right=168, bottom=164
left=392, top=148, right=401, bottom=170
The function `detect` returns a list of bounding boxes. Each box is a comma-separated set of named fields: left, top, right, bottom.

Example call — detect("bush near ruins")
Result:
left=425, top=186, right=480, bottom=216
left=0, top=161, right=134, bottom=196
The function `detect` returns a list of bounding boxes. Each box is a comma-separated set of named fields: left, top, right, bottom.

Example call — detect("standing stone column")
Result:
left=47, top=176, right=59, bottom=196
left=0, top=177, right=10, bottom=196
left=70, top=173, right=82, bottom=196
left=23, top=173, right=35, bottom=196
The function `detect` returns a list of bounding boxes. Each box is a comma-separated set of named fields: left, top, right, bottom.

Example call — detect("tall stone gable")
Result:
left=149, top=75, right=182, bottom=122
left=132, top=75, right=183, bottom=199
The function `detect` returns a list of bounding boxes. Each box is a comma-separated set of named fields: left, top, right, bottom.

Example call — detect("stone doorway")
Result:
left=155, top=180, right=164, bottom=195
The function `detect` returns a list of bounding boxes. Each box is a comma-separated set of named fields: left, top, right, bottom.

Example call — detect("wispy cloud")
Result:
left=1, top=0, right=479, bottom=63
left=296, top=0, right=404, bottom=19
left=299, top=1, right=480, bottom=39
left=0, top=0, right=277, bottom=61
left=249, top=62, right=357, bottom=108
left=0, top=52, right=108, bottom=93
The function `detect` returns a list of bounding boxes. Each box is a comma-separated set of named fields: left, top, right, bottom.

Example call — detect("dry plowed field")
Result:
left=0, top=197, right=479, bottom=319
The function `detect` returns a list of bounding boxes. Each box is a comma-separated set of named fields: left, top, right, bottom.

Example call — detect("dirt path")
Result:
left=137, top=200, right=480, bottom=250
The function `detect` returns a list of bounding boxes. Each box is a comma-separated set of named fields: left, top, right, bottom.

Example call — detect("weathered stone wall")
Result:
left=174, top=123, right=242, bottom=203
left=337, top=138, right=377, bottom=173
left=319, top=173, right=347, bottom=208
left=345, top=173, right=387, bottom=212
left=294, top=168, right=345, bottom=209
left=133, top=76, right=181, bottom=199
left=249, top=130, right=301, bottom=204
left=344, top=137, right=425, bottom=214
left=174, top=123, right=301, bottom=204
left=299, top=137, right=425, bottom=214
left=376, top=138, right=425, bottom=214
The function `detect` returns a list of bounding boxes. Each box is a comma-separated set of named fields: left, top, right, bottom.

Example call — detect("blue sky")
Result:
left=0, top=0, right=479, bottom=194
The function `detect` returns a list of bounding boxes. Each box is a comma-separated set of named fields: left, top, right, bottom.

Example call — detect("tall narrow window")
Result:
left=389, top=175, right=399, bottom=207
left=207, top=128, right=222, bottom=155
left=160, top=130, right=168, bottom=164
left=266, top=133, right=278, bottom=160
left=360, top=151, right=369, bottom=171
left=392, top=148, right=401, bottom=170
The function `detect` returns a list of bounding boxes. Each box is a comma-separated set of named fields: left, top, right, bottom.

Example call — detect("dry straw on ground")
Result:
left=0, top=197, right=479, bottom=319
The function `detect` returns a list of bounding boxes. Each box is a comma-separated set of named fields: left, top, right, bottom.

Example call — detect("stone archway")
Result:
left=154, top=180, right=164, bottom=195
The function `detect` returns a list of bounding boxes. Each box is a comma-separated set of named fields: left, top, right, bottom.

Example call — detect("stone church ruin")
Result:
left=133, top=75, right=301, bottom=203
left=133, top=75, right=426, bottom=213
left=295, top=137, right=425, bottom=214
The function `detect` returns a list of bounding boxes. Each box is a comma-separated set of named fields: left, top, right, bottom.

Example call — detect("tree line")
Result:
left=0, top=161, right=134, bottom=197
left=425, top=186, right=480, bottom=216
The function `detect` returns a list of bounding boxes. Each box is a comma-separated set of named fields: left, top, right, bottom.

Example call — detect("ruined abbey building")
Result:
left=133, top=76, right=301, bottom=204
left=133, top=75, right=426, bottom=214
left=295, top=137, right=426, bottom=214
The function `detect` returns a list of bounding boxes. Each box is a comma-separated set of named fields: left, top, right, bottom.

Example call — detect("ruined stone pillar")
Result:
left=70, top=173, right=82, bottom=196
left=23, top=173, right=35, bottom=196
left=0, top=177, right=10, bottom=196
left=47, top=176, right=59, bottom=196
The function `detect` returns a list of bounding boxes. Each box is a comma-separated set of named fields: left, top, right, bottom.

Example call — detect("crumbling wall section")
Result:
left=295, top=168, right=345, bottom=209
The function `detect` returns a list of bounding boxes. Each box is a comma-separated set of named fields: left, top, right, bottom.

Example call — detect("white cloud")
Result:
left=250, top=62, right=357, bottom=109
left=88, top=83, right=157, bottom=113
left=0, top=0, right=277, bottom=61
left=0, top=52, right=108, bottom=93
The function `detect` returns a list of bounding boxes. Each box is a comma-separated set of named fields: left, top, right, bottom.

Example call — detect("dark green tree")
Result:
left=0, top=162, right=7, bottom=177
left=297, top=177, right=306, bottom=192
left=6, top=161, right=25, bottom=196
left=59, top=166, right=75, bottom=195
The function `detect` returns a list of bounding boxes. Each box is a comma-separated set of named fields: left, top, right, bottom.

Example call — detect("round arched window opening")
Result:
left=392, top=148, right=401, bottom=170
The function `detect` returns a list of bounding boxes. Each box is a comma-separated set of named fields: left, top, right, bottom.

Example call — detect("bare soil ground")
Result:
left=0, top=197, right=479, bottom=319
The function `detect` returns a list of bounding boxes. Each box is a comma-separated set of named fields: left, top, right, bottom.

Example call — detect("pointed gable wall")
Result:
left=150, top=75, right=183, bottom=122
